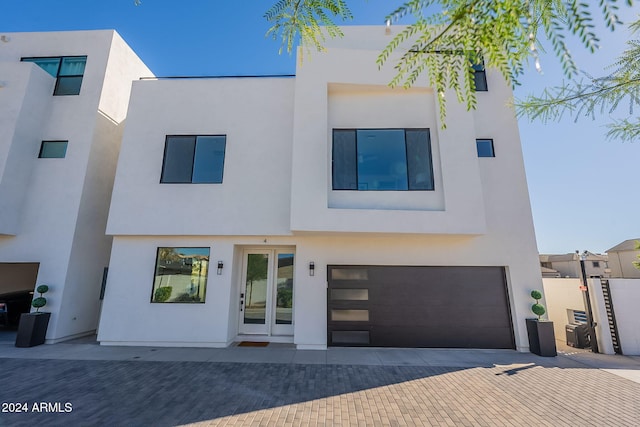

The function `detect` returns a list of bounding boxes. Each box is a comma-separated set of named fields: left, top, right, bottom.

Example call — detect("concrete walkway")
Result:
left=0, top=336, right=639, bottom=426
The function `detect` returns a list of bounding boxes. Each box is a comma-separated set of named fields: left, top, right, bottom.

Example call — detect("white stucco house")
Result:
left=0, top=30, right=152, bottom=342
left=98, top=26, right=542, bottom=351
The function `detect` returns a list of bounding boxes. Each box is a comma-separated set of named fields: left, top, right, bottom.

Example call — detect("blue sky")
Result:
left=2, top=0, right=639, bottom=254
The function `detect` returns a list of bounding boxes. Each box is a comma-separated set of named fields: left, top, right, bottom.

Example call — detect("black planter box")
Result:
left=15, top=312, right=51, bottom=348
left=526, top=318, right=557, bottom=357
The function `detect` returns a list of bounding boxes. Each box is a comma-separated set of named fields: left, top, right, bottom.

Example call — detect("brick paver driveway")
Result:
left=1, top=357, right=639, bottom=426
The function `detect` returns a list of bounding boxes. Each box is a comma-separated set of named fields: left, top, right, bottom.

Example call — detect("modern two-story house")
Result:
left=97, top=26, right=542, bottom=351
left=0, top=30, right=151, bottom=341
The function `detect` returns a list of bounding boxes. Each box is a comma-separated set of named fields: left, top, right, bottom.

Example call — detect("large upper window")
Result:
left=160, top=135, right=226, bottom=183
left=21, top=56, right=87, bottom=96
left=332, top=129, right=433, bottom=191
left=476, top=139, right=495, bottom=157
left=151, top=247, right=209, bottom=303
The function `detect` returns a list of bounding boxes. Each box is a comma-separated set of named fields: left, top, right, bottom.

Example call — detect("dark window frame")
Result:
left=21, top=55, right=87, bottom=96
left=160, top=134, right=227, bottom=184
left=476, top=138, right=495, bottom=158
left=38, top=140, right=68, bottom=158
left=332, top=128, right=434, bottom=192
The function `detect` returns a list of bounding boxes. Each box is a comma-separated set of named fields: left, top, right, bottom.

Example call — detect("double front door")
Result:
left=239, top=249, right=294, bottom=336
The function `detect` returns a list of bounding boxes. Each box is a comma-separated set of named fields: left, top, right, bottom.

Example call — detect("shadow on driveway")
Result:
left=1, top=357, right=639, bottom=426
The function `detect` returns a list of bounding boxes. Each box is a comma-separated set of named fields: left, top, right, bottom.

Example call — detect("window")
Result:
left=332, top=129, right=433, bottom=191
left=161, top=135, right=226, bottom=183
left=21, top=56, right=87, bottom=96
left=39, top=141, right=68, bottom=158
left=151, top=247, right=209, bottom=303
left=472, top=62, right=488, bottom=91
left=476, top=139, right=495, bottom=157
left=572, top=310, right=588, bottom=324
left=592, top=261, right=600, bottom=268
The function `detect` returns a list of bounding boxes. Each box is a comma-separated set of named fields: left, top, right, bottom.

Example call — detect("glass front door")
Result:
left=239, top=249, right=294, bottom=336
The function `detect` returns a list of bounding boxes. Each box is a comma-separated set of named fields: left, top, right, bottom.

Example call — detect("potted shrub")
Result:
left=525, top=290, right=557, bottom=357
left=15, top=285, right=52, bottom=348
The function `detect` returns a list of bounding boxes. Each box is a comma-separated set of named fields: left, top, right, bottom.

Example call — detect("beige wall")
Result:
left=608, top=252, right=640, bottom=278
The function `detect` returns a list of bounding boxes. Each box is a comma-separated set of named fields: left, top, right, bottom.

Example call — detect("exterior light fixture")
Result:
left=217, top=261, right=224, bottom=275
left=309, top=262, right=315, bottom=276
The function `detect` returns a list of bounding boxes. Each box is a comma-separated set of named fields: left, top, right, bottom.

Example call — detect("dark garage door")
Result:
left=327, top=265, right=515, bottom=349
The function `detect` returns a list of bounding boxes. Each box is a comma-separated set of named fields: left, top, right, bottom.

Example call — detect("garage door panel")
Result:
left=328, top=265, right=514, bottom=348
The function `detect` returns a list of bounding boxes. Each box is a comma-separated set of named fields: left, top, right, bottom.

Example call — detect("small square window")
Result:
left=160, top=135, right=226, bottom=184
left=476, top=139, right=495, bottom=157
left=592, top=261, right=600, bottom=268
left=151, top=247, right=209, bottom=303
left=39, top=141, right=68, bottom=158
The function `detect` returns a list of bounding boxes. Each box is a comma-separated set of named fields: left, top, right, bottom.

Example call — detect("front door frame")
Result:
left=238, top=248, right=295, bottom=337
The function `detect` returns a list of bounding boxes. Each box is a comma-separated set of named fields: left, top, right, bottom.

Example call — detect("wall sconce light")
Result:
left=309, top=262, right=315, bottom=276
left=217, top=261, right=224, bottom=275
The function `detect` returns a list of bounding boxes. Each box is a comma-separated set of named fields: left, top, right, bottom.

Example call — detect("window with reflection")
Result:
left=276, top=253, right=294, bottom=325
left=151, top=247, right=209, bottom=303
left=476, top=139, right=495, bottom=157
left=21, top=56, right=87, bottom=95
left=39, top=141, right=68, bottom=158
left=332, top=129, right=433, bottom=191
left=472, top=62, right=488, bottom=91
left=161, top=135, right=226, bottom=183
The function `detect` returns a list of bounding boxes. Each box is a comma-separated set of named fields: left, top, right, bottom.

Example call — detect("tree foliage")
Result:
left=517, top=18, right=640, bottom=142
left=263, top=0, right=632, bottom=126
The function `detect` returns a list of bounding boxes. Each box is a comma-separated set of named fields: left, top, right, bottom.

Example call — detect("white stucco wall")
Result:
left=290, top=40, right=488, bottom=235
left=0, top=62, right=53, bottom=234
left=608, top=279, right=640, bottom=355
left=106, top=77, right=295, bottom=236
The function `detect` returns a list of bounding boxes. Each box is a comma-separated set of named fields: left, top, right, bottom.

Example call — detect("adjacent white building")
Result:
left=98, top=26, right=542, bottom=351
left=0, top=30, right=152, bottom=342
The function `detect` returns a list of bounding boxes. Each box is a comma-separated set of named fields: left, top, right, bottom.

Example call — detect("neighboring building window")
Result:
left=592, top=261, right=600, bottom=268
left=21, top=56, right=87, bottom=96
left=38, top=141, right=68, bottom=158
left=476, top=139, right=495, bottom=157
left=332, top=129, right=433, bottom=191
left=151, top=247, right=209, bottom=303
left=472, top=62, right=488, bottom=91
left=160, top=135, right=226, bottom=183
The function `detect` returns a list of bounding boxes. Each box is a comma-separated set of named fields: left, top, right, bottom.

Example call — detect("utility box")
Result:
left=566, top=323, right=590, bottom=348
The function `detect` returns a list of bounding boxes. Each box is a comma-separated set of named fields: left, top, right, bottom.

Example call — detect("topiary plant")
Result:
left=32, top=285, right=49, bottom=313
left=153, top=286, right=172, bottom=303
left=530, top=290, right=546, bottom=320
